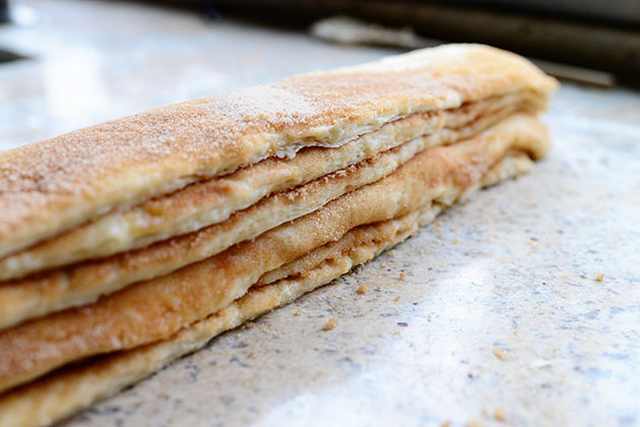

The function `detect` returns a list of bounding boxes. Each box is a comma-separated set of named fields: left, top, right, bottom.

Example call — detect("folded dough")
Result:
left=0, top=45, right=556, bottom=426
left=0, top=44, right=555, bottom=261
left=0, top=147, right=534, bottom=427
left=0, top=114, right=547, bottom=394
left=0, top=98, right=541, bottom=331
left=0, top=91, right=540, bottom=281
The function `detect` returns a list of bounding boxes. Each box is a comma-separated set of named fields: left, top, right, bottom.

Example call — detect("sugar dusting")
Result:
left=0, top=44, right=554, bottom=253
left=216, top=85, right=318, bottom=123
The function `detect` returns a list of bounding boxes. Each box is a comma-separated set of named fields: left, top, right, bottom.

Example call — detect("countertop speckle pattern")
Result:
left=1, top=1, right=639, bottom=426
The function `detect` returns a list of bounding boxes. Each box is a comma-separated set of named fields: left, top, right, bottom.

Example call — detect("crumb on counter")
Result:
left=356, top=284, right=368, bottom=295
left=493, top=348, right=507, bottom=361
left=322, top=318, right=337, bottom=331
left=399, top=271, right=406, bottom=280
left=467, top=420, right=483, bottom=427
left=595, top=272, right=604, bottom=282
left=494, top=408, right=506, bottom=422
left=440, top=421, right=451, bottom=427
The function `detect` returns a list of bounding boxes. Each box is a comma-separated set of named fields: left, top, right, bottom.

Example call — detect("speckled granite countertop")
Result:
left=1, top=1, right=639, bottom=426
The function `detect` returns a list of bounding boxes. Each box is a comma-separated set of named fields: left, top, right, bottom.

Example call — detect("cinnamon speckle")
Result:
left=322, top=318, right=337, bottom=331
left=493, top=348, right=507, bottom=361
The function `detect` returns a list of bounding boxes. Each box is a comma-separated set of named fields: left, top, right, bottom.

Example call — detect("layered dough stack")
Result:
left=0, top=44, right=556, bottom=426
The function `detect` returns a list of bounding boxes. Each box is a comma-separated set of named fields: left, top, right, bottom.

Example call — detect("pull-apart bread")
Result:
left=0, top=44, right=556, bottom=426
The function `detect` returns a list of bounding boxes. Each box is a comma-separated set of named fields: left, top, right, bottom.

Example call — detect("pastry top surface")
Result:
left=0, top=44, right=556, bottom=254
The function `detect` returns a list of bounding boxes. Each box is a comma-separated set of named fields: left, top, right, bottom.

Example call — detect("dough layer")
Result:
left=0, top=44, right=556, bottom=260
left=0, top=148, right=532, bottom=427
left=0, top=92, right=539, bottom=281
left=0, top=114, right=547, bottom=393
left=0, top=45, right=557, bottom=426
left=0, top=100, right=544, bottom=331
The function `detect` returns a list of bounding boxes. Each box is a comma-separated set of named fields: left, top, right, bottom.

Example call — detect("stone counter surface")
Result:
left=1, top=1, right=639, bottom=426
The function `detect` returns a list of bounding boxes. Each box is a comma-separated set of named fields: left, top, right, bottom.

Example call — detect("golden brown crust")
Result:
left=257, top=210, right=423, bottom=287
left=0, top=210, right=420, bottom=427
left=481, top=151, right=534, bottom=187
left=0, top=129, right=426, bottom=330
left=259, top=153, right=536, bottom=288
left=0, top=114, right=548, bottom=393
left=0, top=44, right=556, bottom=259
left=0, top=147, right=535, bottom=427
left=0, top=101, right=544, bottom=331
left=0, top=91, right=539, bottom=281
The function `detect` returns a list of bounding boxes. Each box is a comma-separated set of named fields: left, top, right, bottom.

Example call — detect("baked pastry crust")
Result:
left=0, top=92, right=539, bottom=281
left=0, top=45, right=557, bottom=426
left=0, top=114, right=547, bottom=393
left=0, top=97, right=541, bottom=331
left=0, top=44, right=555, bottom=260
left=0, top=148, right=534, bottom=427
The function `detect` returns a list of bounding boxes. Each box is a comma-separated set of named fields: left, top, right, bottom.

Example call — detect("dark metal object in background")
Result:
left=0, top=0, right=22, bottom=65
left=137, top=0, right=221, bottom=21
left=446, top=0, right=640, bottom=27
left=0, top=0, right=10, bottom=24
left=213, top=0, right=640, bottom=84
left=0, top=49, right=24, bottom=64
left=0, top=0, right=31, bottom=65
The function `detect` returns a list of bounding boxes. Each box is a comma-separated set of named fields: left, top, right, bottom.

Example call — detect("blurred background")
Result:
left=0, top=0, right=639, bottom=150
left=215, top=0, right=640, bottom=83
